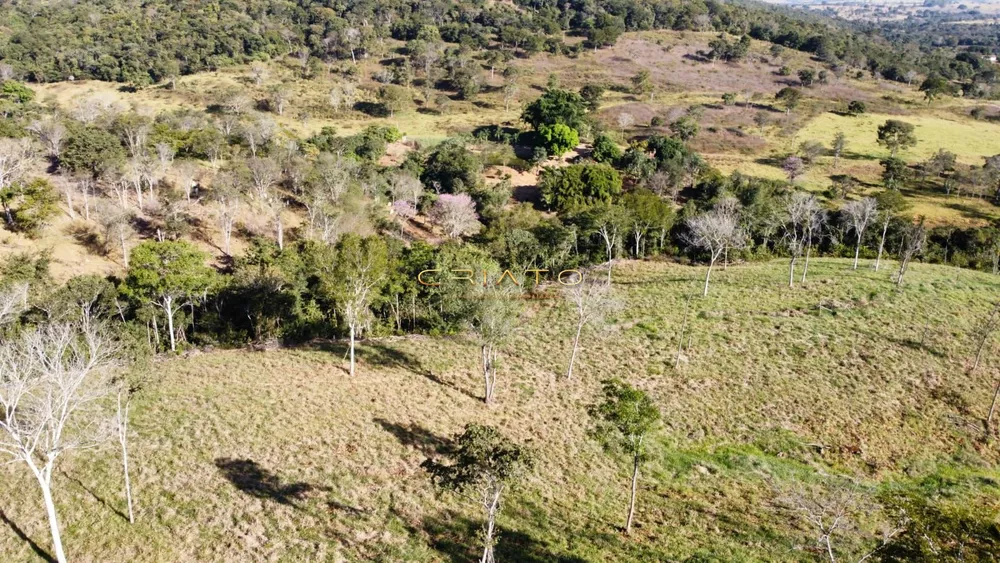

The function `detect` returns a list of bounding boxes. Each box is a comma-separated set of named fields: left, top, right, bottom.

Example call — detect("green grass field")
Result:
left=2, top=258, right=999, bottom=561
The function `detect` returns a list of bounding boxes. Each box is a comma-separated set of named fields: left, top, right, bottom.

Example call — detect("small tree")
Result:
left=876, top=120, right=917, bottom=158
left=121, top=240, right=215, bottom=352
left=589, top=378, right=661, bottom=535
left=775, top=87, right=803, bottom=114
left=783, top=155, right=806, bottom=183
left=0, top=321, right=119, bottom=563
left=831, top=132, right=847, bottom=168
left=784, top=192, right=821, bottom=287
left=842, top=197, right=878, bottom=270
left=379, top=84, right=409, bottom=118
left=470, top=284, right=522, bottom=405
left=893, top=218, right=925, bottom=287
left=431, top=193, right=482, bottom=239
left=563, top=278, right=620, bottom=379
left=327, top=235, right=388, bottom=377
left=846, top=100, right=866, bottom=116
left=872, top=190, right=909, bottom=272
left=631, top=70, right=653, bottom=101
left=422, top=424, right=534, bottom=563
left=685, top=205, right=746, bottom=296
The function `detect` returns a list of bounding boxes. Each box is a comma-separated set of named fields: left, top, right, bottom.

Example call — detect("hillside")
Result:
left=2, top=259, right=999, bottom=561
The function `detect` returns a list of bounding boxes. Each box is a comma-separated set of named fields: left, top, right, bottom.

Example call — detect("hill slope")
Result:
left=2, top=258, right=999, bottom=561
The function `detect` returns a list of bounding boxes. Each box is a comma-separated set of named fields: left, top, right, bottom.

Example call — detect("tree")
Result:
left=0, top=321, right=119, bottom=563
left=876, top=120, right=917, bottom=158
left=832, top=132, right=847, bottom=168
left=538, top=164, right=622, bottom=212
left=27, top=117, right=66, bottom=158
left=61, top=125, right=125, bottom=176
left=470, top=284, right=522, bottom=405
left=121, top=240, right=215, bottom=352
left=579, top=83, right=605, bottom=113
left=669, top=117, right=699, bottom=143
left=894, top=218, right=925, bottom=287
left=563, top=278, right=619, bottom=379
left=267, top=84, right=290, bottom=116
left=775, top=87, right=803, bottom=114
left=798, top=140, right=825, bottom=164
left=241, top=114, right=276, bottom=157
left=798, top=69, right=816, bottom=86
left=378, top=84, right=409, bottom=118
left=589, top=378, right=660, bottom=535
left=0, top=282, right=28, bottom=327
left=432, top=194, right=482, bottom=239
left=919, top=74, right=954, bottom=103
left=591, top=134, right=622, bottom=164
left=872, top=190, right=909, bottom=272
left=784, top=192, right=821, bottom=287
left=326, top=235, right=388, bottom=377
left=0, top=138, right=35, bottom=225
left=422, top=424, right=534, bottom=563
left=520, top=88, right=586, bottom=131
left=211, top=175, right=242, bottom=256
left=783, top=156, right=806, bottom=183
left=880, top=157, right=909, bottom=190
left=842, top=197, right=879, bottom=270
left=1, top=177, right=59, bottom=237
left=538, top=123, right=579, bottom=157
left=846, top=100, right=867, bottom=116
left=631, top=70, right=653, bottom=101
left=685, top=204, right=747, bottom=296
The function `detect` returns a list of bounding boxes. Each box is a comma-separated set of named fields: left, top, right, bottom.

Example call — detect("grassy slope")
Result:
left=2, top=258, right=1000, bottom=561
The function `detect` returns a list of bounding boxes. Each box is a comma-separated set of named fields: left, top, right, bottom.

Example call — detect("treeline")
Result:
left=0, top=0, right=952, bottom=89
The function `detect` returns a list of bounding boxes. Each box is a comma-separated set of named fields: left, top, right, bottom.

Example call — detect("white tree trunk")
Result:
left=853, top=237, right=862, bottom=270
left=875, top=221, right=889, bottom=272
left=29, top=463, right=67, bottom=563
left=625, top=454, right=639, bottom=535
left=349, top=323, right=356, bottom=376
left=118, top=391, right=135, bottom=523
left=164, top=296, right=177, bottom=352
left=567, top=321, right=584, bottom=380
left=788, top=256, right=797, bottom=288
left=801, top=243, right=812, bottom=283
left=703, top=259, right=715, bottom=297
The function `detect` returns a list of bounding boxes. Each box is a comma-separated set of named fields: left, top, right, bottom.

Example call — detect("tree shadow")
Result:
left=61, top=471, right=129, bottom=522
left=374, top=418, right=451, bottom=456
left=0, top=509, right=55, bottom=563
left=945, top=202, right=997, bottom=222
left=214, top=458, right=326, bottom=507
left=415, top=510, right=589, bottom=563
left=363, top=342, right=480, bottom=400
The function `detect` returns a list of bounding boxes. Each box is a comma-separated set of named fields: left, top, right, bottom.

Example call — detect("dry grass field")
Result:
left=2, top=258, right=1000, bottom=561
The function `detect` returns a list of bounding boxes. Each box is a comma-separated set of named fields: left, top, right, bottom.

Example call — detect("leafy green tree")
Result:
left=579, top=83, right=605, bottom=113
left=322, top=235, right=389, bottom=377
left=0, top=81, right=35, bottom=104
left=0, top=178, right=58, bottom=237
left=919, top=74, right=955, bottom=103
left=587, top=13, right=625, bottom=50
left=60, top=125, right=126, bottom=176
left=121, top=240, right=215, bottom=352
left=669, top=117, right=699, bottom=143
left=797, top=69, right=815, bottom=86
left=591, top=134, right=622, bottom=164
left=846, top=100, right=867, bottom=116
left=631, top=70, right=653, bottom=101
left=876, top=119, right=917, bottom=158
left=589, top=378, right=661, bottom=535
left=469, top=283, right=522, bottom=404
left=538, top=123, right=579, bottom=157
left=880, top=157, right=909, bottom=190
left=421, top=140, right=483, bottom=194
left=422, top=424, right=534, bottom=563
left=378, top=84, right=409, bottom=117
left=622, top=188, right=675, bottom=255
left=775, top=87, right=803, bottom=114
left=520, top=88, right=586, bottom=131
left=538, top=163, right=622, bottom=212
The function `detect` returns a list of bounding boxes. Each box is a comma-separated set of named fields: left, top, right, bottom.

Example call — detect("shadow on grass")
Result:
left=215, top=458, right=326, bottom=507
left=416, top=510, right=588, bottom=563
left=364, top=342, right=481, bottom=401
left=944, top=202, right=998, bottom=223
left=374, top=418, right=451, bottom=456
left=0, top=509, right=55, bottom=563
left=62, top=471, right=129, bottom=522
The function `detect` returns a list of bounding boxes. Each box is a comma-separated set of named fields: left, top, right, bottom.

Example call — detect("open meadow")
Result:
left=2, top=258, right=999, bottom=561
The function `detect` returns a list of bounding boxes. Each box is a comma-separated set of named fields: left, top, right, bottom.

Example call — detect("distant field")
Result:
left=2, top=259, right=999, bottom=561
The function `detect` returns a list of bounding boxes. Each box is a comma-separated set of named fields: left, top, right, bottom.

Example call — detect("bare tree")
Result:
left=249, top=62, right=269, bottom=87
left=241, top=114, right=276, bottom=157
left=324, top=236, right=388, bottom=377
left=784, top=192, right=821, bottom=287
left=212, top=175, right=242, bottom=256
left=98, top=204, right=136, bottom=267
left=0, top=321, right=119, bottom=563
left=113, top=370, right=145, bottom=524
left=685, top=205, right=747, bottom=296
left=244, top=157, right=281, bottom=201
left=431, top=193, right=482, bottom=239
left=387, top=171, right=423, bottom=204
left=617, top=112, right=635, bottom=135
left=842, top=197, right=878, bottom=270
left=0, top=62, right=14, bottom=82
left=777, top=480, right=874, bottom=563
left=27, top=118, right=67, bottom=158
left=800, top=206, right=827, bottom=283
left=471, top=284, right=522, bottom=405
left=893, top=219, right=925, bottom=287
left=0, top=283, right=29, bottom=327
left=268, top=84, right=291, bottom=116
left=563, top=278, right=619, bottom=379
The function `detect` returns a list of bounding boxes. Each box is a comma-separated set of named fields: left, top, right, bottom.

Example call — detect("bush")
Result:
left=538, top=163, right=622, bottom=212
left=538, top=123, right=579, bottom=157
left=591, top=134, right=622, bottom=164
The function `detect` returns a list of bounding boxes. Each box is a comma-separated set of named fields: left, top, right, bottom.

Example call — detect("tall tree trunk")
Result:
left=853, top=237, right=862, bottom=270
left=30, top=463, right=67, bottom=563
left=875, top=221, right=889, bottom=272
left=987, top=380, right=1000, bottom=436
left=164, top=297, right=176, bottom=352
left=481, top=489, right=501, bottom=563
left=482, top=344, right=493, bottom=404
left=703, top=260, right=715, bottom=297
left=801, top=242, right=812, bottom=283
left=789, top=256, right=797, bottom=288
left=567, top=320, right=584, bottom=379
left=625, top=454, right=640, bottom=535
left=349, top=324, right=356, bottom=376
left=118, top=391, right=135, bottom=523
